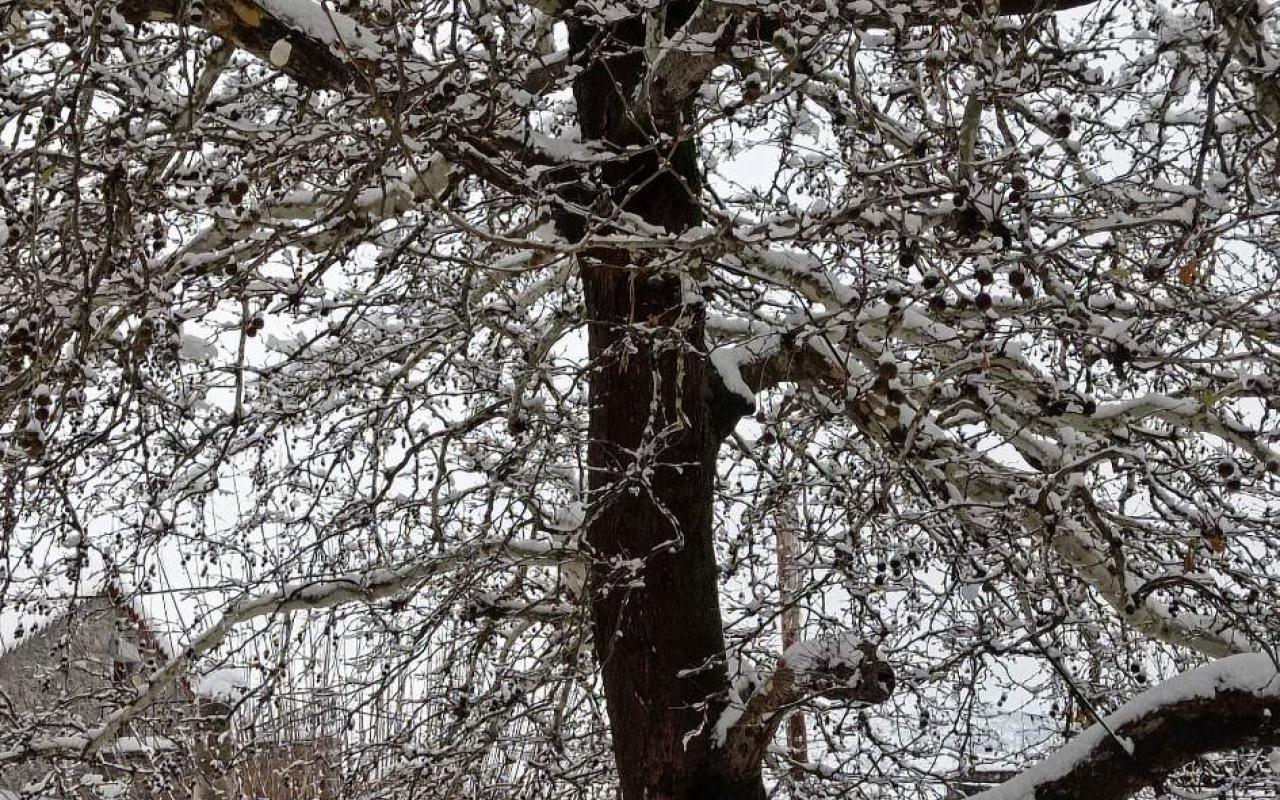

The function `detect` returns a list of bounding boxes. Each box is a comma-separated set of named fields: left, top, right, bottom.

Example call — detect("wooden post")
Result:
left=772, top=489, right=809, bottom=767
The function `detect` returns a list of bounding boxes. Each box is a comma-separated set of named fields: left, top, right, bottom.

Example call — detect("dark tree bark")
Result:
left=555, top=1, right=907, bottom=792
left=555, top=7, right=767, bottom=800
left=577, top=248, right=764, bottom=800
left=545, top=3, right=773, bottom=793
left=1026, top=687, right=1280, bottom=800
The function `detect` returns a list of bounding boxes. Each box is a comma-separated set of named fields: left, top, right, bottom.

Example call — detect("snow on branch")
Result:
left=698, top=0, right=1099, bottom=51
left=719, top=635, right=893, bottom=777
left=707, top=325, right=850, bottom=437
left=967, top=653, right=1280, bottom=800
left=97, top=0, right=566, bottom=227
left=634, top=0, right=1101, bottom=123
left=777, top=635, right=896, bottom=702
left=706, top=307, right=1260, bottom=659
left=1045, top=515, right=1253, bottom=659
left=172, top=154, right=453, bottom=273
left=113, top=0, right=378, bottom=91
left=0, top=735, right=178, bottom=764
left=916, top=425, right=1253, bottom=659
left=635, top=0, right=739, bottom=124
left=1206, top=0, right=1280, bottom=128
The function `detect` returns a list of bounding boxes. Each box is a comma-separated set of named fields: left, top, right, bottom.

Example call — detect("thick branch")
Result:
left=968, top=654, right=1280, bottom=800
left=172, top=154, right=453, bottom=273
left=1045, top=515, right=1252, bottom=659
left=0, top=736, right=178, bottom=765
left=708, top=329, right=846, bottom=438
left=720, top=636, right=894, bottom=777
left=637, top=0, right=1100, bottom=114
left=117, top=0, right=379, bottom=91
left=1209, top=0, right=1280, bottom=128
left=712, top=324, right=1253, bottom=659
left=106, top=0, right=570, bottom=196
left=635, top=0, right=739, bottom=123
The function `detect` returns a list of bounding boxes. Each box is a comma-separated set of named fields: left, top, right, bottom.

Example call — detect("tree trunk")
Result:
left=556, top=9, right=764, bottom=800
left=580, top=252, right=762, bottom=800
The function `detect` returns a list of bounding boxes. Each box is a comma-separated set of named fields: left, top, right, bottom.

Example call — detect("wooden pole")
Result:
left=772, top=488, right=809, bottom=766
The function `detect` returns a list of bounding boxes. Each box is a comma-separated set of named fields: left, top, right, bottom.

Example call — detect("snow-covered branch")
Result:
left=709, top=317, right=1257, bottom=659
left=0, top=735, right=178, bottom=764
left=635, top=1, right=740, bottom=124
left=114, top=0, right=382, bottom=91
left=707, top=0, right=1099, bottom=47
left=634, top=0, right=1102, bottom=127
left=720, top=636, right=894, bottom=776
left=1043, top=514, right=1253, bottom=659
left=968, top=654, right=1280, bottom=800
left=1208, top=0, right=1280, bottom=128
left=172, top=154, right=453, bottom=271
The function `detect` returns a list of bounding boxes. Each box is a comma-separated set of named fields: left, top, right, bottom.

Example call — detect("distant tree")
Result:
left=3, top=0, right=1280, bottom=798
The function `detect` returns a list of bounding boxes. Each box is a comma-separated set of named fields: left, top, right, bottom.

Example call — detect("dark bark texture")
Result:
left=558, top=6, right=765, bottom=800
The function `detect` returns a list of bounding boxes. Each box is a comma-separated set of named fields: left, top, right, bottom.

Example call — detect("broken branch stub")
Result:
left=722, top=637, right=893, bottom=776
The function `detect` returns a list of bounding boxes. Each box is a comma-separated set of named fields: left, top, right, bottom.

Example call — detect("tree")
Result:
left=3, top=0, right=1280, bottom=796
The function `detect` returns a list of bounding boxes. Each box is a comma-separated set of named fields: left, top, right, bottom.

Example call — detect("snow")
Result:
left=177, top=334, right=217, bottom=361
left=193, top=667, right=252, bottom=702
left=710, top=346, right=758, bottom=404
left=258, top=0, right=382, bottom=58
left=509, top=127, right=601, bottom=163
left=782, top=633, right=870, bottom=677
left=0, top=735, right=176, bottom=763
left=711, top=702, right=745, bottom=748
left=747, top=247, right=856, bottom=305
left=1093, top=394, right=1200, bottom=421
left=269, top=38, right=293, bottom=67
